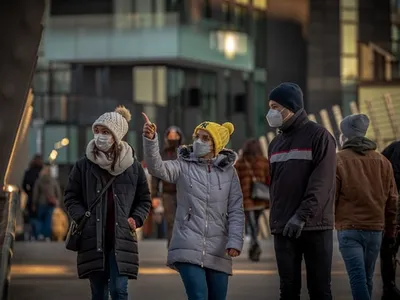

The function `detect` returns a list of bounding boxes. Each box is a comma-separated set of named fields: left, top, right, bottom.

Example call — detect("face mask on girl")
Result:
left=193, top=139, right=211, bottom=158
left=94, top=134, right=114, bottom=152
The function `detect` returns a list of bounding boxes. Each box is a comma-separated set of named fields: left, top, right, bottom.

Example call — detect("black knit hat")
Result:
left=268, top=82, right=304, bottom=113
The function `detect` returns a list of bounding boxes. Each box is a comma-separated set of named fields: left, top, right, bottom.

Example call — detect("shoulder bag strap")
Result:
left=79, top=177, right=115, bottom=225
left=244, top=159, right=257, bottom=182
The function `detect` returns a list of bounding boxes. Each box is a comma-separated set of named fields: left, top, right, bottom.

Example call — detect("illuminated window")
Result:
left=253, top=0, right=267, bottom=10
left=340, top=9, right=357, bottom=22
left=341, top=57, right=358, bottom=82
left=341, top=23, right=357, bottom=55
left=340, top=0, right=357, bottom=9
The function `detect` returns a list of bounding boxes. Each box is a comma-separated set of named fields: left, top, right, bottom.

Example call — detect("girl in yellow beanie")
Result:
left=142, top=114, right=244, bottom=300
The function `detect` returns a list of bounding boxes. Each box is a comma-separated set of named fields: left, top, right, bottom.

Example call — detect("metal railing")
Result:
left=0, top=185, right=19, bottom=300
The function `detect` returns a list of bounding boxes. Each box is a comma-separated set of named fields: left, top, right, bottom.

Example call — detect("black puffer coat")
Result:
left=64, top=156, right=151, bottom=279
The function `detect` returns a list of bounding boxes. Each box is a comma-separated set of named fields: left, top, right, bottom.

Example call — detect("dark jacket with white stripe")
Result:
left=267, top=110, right=337, bottom=234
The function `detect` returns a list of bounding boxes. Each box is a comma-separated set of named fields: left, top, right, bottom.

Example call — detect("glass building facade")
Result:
left=31, top=0, right=269, bottom=163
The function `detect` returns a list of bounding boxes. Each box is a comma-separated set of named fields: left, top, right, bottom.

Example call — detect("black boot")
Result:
left=248, top=244, right=261, bottom=262
left=382, top=286, right=400, bottom=300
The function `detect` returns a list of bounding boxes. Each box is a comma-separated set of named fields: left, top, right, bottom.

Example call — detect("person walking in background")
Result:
left=151, top=126, right=184, bottom=247
left=64, top=106, right=151, bottom=300
left=32, top=165, right=62, bottom=241
left=335, top=114, right=398, bottom=300
left=142, top=114, right=244, bottom=300
left=380, top=139, right=400, bottom=300
left=22, top=154, right=43, bottom=240
left=267, top=82, right=336, bottom=300
left=235, top=138, right=270, bottom=262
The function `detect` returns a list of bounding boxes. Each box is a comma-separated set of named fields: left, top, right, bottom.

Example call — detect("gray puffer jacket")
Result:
left=143, top=135, right=245, bottom=275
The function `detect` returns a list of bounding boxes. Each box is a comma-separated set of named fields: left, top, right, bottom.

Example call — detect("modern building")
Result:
left=30, top=0, right=307, bottom=172
left=29, top=0, right=396, bottom=175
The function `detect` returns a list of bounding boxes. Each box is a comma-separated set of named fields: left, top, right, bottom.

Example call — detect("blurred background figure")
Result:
left=32, top=165, right=62, bottom=241
left=235, top=138, right=270, bottom=262
left=151, top=126, right=184, bottom=247
left=22, top=154, right=43, bottom=240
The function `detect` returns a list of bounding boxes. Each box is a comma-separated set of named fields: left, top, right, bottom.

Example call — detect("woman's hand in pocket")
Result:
left=128, top=217, right=136, bottom=231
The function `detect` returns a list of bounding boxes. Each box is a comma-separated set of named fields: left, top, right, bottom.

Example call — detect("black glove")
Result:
left=283, top=214, right=306, bottom=238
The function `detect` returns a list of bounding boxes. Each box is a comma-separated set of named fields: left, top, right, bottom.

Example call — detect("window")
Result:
left=341, top=23, right=357, bottom=55
left=134, top=67, right=154, bottom=104
left=341, top=57, right=358, bottom=82
left=340, top=0, right=357, bottom=9
left=340, top=9, right=357, bottom=22
left=253, top=0, right=267, bottom=10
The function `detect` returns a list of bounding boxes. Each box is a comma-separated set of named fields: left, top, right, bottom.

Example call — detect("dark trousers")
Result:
left=176, top=263, right=229, bottom=300
left=274, top=230, right=333, bottom=300
left=245, top=210, right=263, bottom=248
left=89, top=250, right=128, bottom=300
left=380, top=233, right=400, bottom=289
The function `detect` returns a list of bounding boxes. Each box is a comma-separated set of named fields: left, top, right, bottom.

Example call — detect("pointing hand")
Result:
left=142, top=112, right=157, bottom=140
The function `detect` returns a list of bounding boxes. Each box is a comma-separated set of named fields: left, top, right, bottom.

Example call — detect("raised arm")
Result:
left=142, top=112, right=182, bottom=183
left=226, top=169, right=245, bottom=252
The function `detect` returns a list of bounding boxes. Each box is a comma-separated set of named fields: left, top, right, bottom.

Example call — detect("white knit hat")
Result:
left=92, top=106, right=132, bottom=144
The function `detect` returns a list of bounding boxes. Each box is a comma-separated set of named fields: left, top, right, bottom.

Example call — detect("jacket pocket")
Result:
left=180, top=206, right=192, bottom=230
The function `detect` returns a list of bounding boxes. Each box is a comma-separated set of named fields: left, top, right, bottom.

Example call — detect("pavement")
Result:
left=8, top=237, right=393, bottom=299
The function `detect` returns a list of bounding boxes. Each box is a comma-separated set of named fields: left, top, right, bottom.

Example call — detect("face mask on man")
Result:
left=193, top=139, right=211, bottom=158
left=94, top=134, right=114, bottom=152
left=266, top=107, right=293, bottom=128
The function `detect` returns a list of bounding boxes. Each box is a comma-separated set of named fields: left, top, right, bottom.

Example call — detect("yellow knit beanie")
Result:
left=194, top=121, right=234, bottom=155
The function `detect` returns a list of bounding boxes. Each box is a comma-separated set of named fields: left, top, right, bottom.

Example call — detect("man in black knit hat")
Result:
left=267, top=82, right=336, bottom=300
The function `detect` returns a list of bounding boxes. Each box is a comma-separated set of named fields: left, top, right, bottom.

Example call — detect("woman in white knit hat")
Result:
left=64, top=106, right=152, bottom=300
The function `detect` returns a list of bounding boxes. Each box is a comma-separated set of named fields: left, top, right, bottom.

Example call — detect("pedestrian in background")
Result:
left=235, top=138, right=270, bottom=262
left=380, top=138, right=400, bottom=300
left=32, top=165, right=62, bottom=241
left=64, top=106, right=151, bottom=300
left=267, top=82, right=336, bottom=300
left=335, top=114, right=398, bottom=300
left=143, top=114, right=244, bottom=300
left=151, top=125, right=184, bottom=247
left=22, top=154, right=43, bottom=240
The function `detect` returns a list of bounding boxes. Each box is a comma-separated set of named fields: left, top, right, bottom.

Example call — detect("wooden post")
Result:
left=366, top=100, right=384, bottom=150
left=308, top=113, right=317, bottom=123
left=384, top=93, right=400, bottom=140
left=350, top=101, right=359, bottom=114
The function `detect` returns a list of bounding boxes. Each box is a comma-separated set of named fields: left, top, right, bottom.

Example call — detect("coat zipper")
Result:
left=202, top=161, right=212, bottom=267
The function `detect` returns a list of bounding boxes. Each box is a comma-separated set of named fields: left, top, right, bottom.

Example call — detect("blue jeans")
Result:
left=176, top=263, right=229, bottom=300
left=338, top=230, right=383, bottom=300
left=36, top=205, right=54, bottom=238
left=89, top=250, right=128, bottom=300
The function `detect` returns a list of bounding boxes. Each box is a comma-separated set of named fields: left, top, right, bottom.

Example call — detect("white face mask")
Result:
left=94, top=134, right=114, bottom=152
left=193, top=140, right=211, bottom=158
left=266, top=109, right=283, bottom=128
